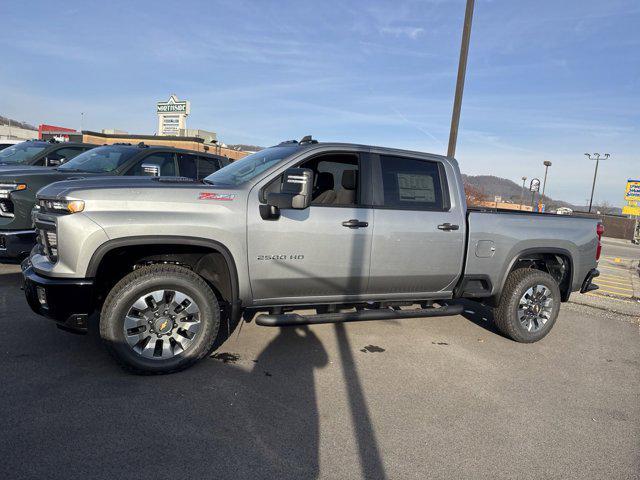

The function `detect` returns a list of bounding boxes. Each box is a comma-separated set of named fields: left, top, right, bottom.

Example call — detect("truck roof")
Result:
left=93, top=143, right=228, bottom=160
left=17, top=139, right=95, bottom=148
left=273, top=136, right=450, bottom=162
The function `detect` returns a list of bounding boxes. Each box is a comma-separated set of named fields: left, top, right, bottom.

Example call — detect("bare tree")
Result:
left=463, top=182, right=487, bottom=206
left=595, top=201, right=616, bottom=215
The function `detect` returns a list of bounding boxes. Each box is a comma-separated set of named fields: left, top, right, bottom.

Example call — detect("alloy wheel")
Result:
left=517, top=284, right=554, bottom=333
left=122, top=289, right=202, bottom=359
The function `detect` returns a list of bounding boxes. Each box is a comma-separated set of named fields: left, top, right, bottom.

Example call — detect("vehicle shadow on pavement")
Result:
left=0, top=283, right=387, bottom=480
left=1, top=264, right=390, bottom=479
left=456, top=298, right=507, bottom=338
left=0, top=271, right=22, bottom=283
left=241, top=325, right=329, bottom=478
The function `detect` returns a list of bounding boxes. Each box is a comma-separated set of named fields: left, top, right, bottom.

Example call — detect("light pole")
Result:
left=520, top=176, right=527, bottom=210
left=80, top=112, right=85, bottom=131
left=585, top=153, right=609, bottom=213
left=540, top=160, right=552, bottom=210
left=447, top=0, right=476, bottom=158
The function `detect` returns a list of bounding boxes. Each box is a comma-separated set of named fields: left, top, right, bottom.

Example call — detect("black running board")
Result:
left=255, top=304, right=464, bottom=327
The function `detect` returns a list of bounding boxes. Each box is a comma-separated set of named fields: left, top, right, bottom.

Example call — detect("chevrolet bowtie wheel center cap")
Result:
left=154, top=317, right=173, bottom=335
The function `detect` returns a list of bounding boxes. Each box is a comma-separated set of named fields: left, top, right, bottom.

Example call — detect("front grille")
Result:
left=0, top=199, right=14, bottom=217
left=44, top=231, right=58, bottom=261
left=35, top=218, right=58, bottom=263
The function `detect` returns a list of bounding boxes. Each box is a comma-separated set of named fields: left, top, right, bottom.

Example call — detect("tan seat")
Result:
left=335, top=170, right=357, bottom=205
left=312, top=172, right=336, bottom=204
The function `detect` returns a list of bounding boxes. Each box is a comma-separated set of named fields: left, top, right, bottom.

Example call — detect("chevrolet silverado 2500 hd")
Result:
left=22, top=138, right=602, bottom=374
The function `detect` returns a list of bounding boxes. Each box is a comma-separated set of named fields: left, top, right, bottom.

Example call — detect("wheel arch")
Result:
left=499, top=247, right=574, bottom=302
left=87, top=236, right=240, bottom=313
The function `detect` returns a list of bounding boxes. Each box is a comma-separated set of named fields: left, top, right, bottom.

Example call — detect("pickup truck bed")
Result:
left=461, top=209, right=598, bottom=301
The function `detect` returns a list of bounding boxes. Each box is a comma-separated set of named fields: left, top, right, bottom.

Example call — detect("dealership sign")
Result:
left=156, top=95, right=190, bottom=136
left=157, top=96, right=189, bottom=113
left=624, top=179, right=640, bottom=201
left=622, top=179, right=640, bottom=216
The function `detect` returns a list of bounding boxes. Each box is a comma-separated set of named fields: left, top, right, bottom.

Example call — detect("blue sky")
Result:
left=1, top=0, right=638, bottom=206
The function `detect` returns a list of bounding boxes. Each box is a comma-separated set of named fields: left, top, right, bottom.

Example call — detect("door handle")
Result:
left=437, top=223, right=460, bottom=231
left=342, top=219, right=369, bottom=228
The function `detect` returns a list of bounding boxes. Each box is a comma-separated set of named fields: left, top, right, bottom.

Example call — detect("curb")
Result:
left=568, top=295, right=640, bottom=318
left=631, top=260, right=640, bottom=299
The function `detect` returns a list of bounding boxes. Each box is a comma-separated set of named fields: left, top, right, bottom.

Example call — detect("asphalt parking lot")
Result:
left=588, top=238, right=640, bottom=300
left=1, top=256, right=639, bottom=479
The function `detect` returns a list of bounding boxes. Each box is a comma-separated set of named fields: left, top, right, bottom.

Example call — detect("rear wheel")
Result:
left=100, top=264, right=220, bottom=374
left=494, top=269, right=561, bottom=343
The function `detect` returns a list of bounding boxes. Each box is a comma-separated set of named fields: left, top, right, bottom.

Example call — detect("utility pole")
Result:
left=585, top=153, right=609, bottom=213
left=540, top=160, right=552, bottom=211
left=520, top=176, right=527, bottom=210
left=447, top=0, right=476, bottom=159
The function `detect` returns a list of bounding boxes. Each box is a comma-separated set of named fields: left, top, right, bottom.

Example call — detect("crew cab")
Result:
left=0, top=143, right=230, bottom=262
left=0, top=139, right=95, bottom=170
left=22, top=138, right=602, bottom=374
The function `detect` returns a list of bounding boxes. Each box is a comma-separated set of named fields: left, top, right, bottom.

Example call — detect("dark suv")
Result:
left=0, top=139, right=95, bottom=170
left=0, top=143, right=230, bottom=262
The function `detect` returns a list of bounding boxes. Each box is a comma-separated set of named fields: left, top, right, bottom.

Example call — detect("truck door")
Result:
left=367, top=154, right=465, bottom=296
left=247, top=151, right=374, bottom=304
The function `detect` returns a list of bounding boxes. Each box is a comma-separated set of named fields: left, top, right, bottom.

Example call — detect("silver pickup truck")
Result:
left=22, top=138, right=602, bottom=374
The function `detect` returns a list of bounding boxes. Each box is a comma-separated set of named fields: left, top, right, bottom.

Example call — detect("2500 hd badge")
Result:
left=257, top=254, right=305, bottom=260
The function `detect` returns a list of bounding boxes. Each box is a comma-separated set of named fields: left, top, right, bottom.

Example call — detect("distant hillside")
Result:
left=462, top=174, right=621, bottom=214
left=0, top=115, right=36, bottom=131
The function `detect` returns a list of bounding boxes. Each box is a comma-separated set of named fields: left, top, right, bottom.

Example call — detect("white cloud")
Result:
left=379, top=26, right=425, bottom=39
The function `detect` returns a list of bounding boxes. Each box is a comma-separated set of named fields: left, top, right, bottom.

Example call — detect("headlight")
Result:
left=0, top=183, right=26, bottom=199
left=38, top=198, right=85, bottom=214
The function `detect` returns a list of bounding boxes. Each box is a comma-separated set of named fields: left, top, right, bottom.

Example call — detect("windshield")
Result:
left=0, top=142, right=47, bottom=165
left=58, top=145, right=139, bottom=173
left=205, top=146, right=298, bottom=185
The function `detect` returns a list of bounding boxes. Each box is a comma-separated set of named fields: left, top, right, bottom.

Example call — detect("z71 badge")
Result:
left=199, top=192, right=236, bottom=201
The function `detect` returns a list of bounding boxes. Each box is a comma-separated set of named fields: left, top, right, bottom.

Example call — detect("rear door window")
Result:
left=49, top=147, right=87, bottom=162
left=196, top=156, right=221, bottom=179
left=127, top=152, right=177, bottom=176
left=177, top=153, right=198, bottom=178
left=379, top=155, right=447, bottom=210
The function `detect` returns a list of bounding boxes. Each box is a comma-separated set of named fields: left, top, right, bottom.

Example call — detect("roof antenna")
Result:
left=299, top=135, right=318, bottom=145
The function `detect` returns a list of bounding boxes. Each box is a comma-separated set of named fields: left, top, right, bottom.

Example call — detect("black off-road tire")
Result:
left=100, top=264, right=220, bottom=375
left=493, top=268, right=561, bottom=343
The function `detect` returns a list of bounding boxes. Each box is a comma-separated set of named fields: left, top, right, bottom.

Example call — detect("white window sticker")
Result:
left=397, top=173, right=435, bottom=202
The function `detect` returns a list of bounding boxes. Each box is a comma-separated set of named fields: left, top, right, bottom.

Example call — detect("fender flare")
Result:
left=498, top=246, right=575, bottom=301
left=86, top=235, right=240, bottom=305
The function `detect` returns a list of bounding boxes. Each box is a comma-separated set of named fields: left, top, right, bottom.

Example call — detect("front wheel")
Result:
left=494, top=269, right=561, bottom=343
left=99, top=264, right=220, bottom=374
